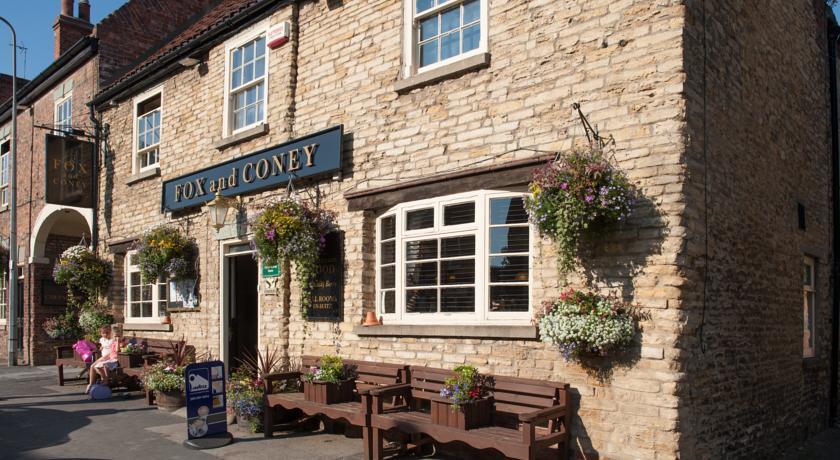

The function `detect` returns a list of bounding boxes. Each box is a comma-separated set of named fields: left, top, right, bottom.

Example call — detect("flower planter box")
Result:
left=430, top=397, right=493, bottom=430
left=155, top=389, right=185, bottom=410
left=303, top=379, right=354, bottom=404
left=118, top=352, right=144, bottom=369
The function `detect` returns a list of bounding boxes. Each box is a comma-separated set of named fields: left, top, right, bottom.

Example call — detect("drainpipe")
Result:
left=87, top=103, right=100, bottom=251
left=828, top=20, right=840, bottom=426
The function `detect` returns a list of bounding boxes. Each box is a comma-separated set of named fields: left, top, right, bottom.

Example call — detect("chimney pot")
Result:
left=61, top=0, right=74, bottom=17
left=78, top=0, right=90, bottom=22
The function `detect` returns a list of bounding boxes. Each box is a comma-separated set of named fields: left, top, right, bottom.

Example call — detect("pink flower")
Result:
left=560, top=182, right=568, bottom=190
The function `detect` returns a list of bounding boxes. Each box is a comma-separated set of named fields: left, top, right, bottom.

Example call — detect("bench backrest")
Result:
left=407, top=366, right=455, bottom=410
left=130, top=337, right=195, bottom=363
left=300, top=355, right=408, bottom=396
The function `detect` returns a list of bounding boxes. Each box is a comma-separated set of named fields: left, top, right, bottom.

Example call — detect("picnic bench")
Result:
left=263, top=355, right=409, bottom=457
left=368, top=366, right=570, bottom=460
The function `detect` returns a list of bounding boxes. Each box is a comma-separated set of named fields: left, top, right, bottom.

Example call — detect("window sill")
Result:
left=167, top=307, right=200, bottom=313
left=395, top=53, right=491, bottom=94
left=353, top=324, right=537, bottom=340
left=123, top=323, right=173, bottom=332
left=213, top=123, right=269, bottom=150
left=126, top=167, right=160, bottom=185
left=0, top=205, right=6, bottom=213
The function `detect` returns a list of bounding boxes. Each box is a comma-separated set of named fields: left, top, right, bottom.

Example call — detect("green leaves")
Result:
left=135, top=225, right=197, bottom=282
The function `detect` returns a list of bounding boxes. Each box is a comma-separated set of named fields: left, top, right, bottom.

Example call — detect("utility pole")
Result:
left=0, top=16, right=18, bottom=366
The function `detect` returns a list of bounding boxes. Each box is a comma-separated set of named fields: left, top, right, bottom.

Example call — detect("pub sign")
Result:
left=162, top=125, right=343, bottom=212
left=45, top=134, right=94, bottom=208
left=307, top=231, right=343, bottom=321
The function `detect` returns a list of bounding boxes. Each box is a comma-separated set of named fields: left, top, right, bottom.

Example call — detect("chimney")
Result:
left=53, top=0, right=93, bottom=59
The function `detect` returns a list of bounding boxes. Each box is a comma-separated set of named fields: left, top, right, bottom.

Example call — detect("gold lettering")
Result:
left=175, top=184, right=183, bottom=202
left=218, top=177, right=227, bottom=191
left=256, top=158, right=270, bottom=180
left=243, top=163, right=255, bottom=183
left=195, top=177, right=207, bottom=196
left=53, top=159, right=62, bottom=170
left=229, top=168, right=238, bottom=188
left=209, top=179, right=217, bottom=193
left=289, top=149, right=301, bottom=171
left=303, top=143, right=318, bottom=167
left=272, top=153, right=286, bottom=175
left=183, top=181, right=195, bottom=199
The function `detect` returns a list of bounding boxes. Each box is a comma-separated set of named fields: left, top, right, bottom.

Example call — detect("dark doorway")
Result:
left=227, top=254, right=258, bottom=367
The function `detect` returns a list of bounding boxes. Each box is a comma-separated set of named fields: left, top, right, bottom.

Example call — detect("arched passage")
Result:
left=30, top=204, right=93, bottom=262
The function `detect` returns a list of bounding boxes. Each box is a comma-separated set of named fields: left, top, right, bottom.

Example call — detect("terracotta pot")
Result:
left=430, top=397, right=493, bottom=430
left=303, top=379, right=355, bottom=404
left=362, top=311, right=381, bottom=326
left=155, top=389, right=185, bottom=410
left=161, top=315, right=171, bottom=324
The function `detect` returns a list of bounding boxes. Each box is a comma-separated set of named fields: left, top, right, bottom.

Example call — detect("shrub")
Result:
left=52, top=245, right=113, bottom=310
left=42, top=310, right=82, bottom=340
left=302, top=354, right=354, bottom=384
left=143, top=363, right=185, bottom=393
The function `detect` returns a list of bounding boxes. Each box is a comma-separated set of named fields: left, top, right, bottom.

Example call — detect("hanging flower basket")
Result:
left=134, top=225, right=198, bottom=283
left=525, top=149, right=636, bottom=271
left=535, top=288, right=637, bottom=360
left=252, top=198, right=334, bottom=315
left=78, top=309, right=115, bottom=340
left=52, top=245, right=113, bottom=311
left=42, top=310, right=83, bottom=341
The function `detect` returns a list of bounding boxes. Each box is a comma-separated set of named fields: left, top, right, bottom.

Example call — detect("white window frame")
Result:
left=54, top=92, right=72, bottom=135
left=125, top=251, right=168, bottom=323
left=0, top=137, right=9, bottom=208
left=402, top=0, right=489, bottom=78
left=803, top=256, right=816, bottom=358
left=132, top=86, right=163, bottom=174
left=222, top=19, right=270, bottom=138
left=376, top=190, right=532, bottom=325
left=0, top=264, right=7, bottom=324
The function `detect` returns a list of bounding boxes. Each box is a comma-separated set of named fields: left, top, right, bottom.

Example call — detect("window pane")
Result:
left=232, top=69, right=242, bottom=88
left=441, top=32, right=459, bottom=60
left=406, top=289, right=437, bottom=313
left=441, top=235, right=475, bottom=258
left=406, top=239, right=437, bottom=260
left=382, top=291, right=395, bottom=314
left=406, top=208, right=434, bottom=230
left=441, top=7, right=460, bottom=33
left=256, top=37, right=266, bottom=57
left=416, top=0, right=434, bottom=13
left=233, top=48, right=242, bottom=68
left=246, top=105, right=256, bottom=126
left=131, top=303, right=140, bottom=318
left=489, top=286, right=529, bottom=312
left=441, top=259, right=474, bottom=285
left=255, top=57, right=265, bottom=78
left=381, top=266, right=395, bottom=289
left=158, top=302, right=168, bottom=316
left=142, top=302, right=153, bottom=317
left=463, top=23, right=480, bottom=52
left=489, top=256, right=529, bottom=282
left=406, top=262, right=437, bottom=286
left=489, top=227, right=530, bottom=254
left=381, top=241, right=395, bottom=264
left=803, top=262, right=812, bottom=285
left=234, top=110, right=245, bottom=130
left=244, top=64, right=254, bottom=84
left=441, top=288, right=474, bottom=312
left=420, top=16, right=438, bottom=41
left=420, top=40, right=438, bottom=67
left=463, top=0, right=480, bottom=23
left=244, top=42, right=254, bottom=63
left=130, top=286, right=141, bottom=300
left=443, top=202, right=474, bottom=225
left=142, top=285, right=152, bottom=301
left=380, top=215, right=396, bottom=240
left=490, top=197, right=528, bottom=225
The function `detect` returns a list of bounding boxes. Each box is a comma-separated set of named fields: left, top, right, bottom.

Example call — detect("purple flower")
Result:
left=266, top=229, right=276, bottom=241
left=560, top=182, right=568, bottom=190
left=585, top=195, right=595, bottom=203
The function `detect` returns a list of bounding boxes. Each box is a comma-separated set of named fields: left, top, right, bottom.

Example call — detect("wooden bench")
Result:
left=55, top=344, right=142, bottom=391
left=263, top=355, right=409, bottom=457
left=368, top=366, right=570, bottom=460
left=120, top=337, right=195, bottom=405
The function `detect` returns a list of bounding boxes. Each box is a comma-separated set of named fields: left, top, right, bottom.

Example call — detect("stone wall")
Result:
left=679, top=0, right=835, bottom=457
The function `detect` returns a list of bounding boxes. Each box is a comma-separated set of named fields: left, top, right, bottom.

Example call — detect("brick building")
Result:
left=89, top=0, right=839, bottom=458
left=0, top=0, right=217, bottom=365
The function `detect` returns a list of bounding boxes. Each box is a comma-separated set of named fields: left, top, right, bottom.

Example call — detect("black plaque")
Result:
left=41, top=279, right=68, bottom=307
left=45, top=134, right=94, bottom=208
left=307, top=231, right=343, bottom=321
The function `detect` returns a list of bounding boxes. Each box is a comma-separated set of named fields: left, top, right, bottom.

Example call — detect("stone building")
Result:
left=0, top=0, right=217, bottom=365
left=90, top=0, right=839, bottom=458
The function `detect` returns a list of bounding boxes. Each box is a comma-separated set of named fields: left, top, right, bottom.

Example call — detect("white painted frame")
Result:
left=131, top=85, right=164, bottom=174
left=219, top=239, right=260, bottom=368
left=376, top=190, right=532, bottom=325
left=124, top=250, right=168, bottom=324
left=803, top=256, right=816, bottom=358
left=222, top=19, right=270, bottom=138
left=0, top=264, right=6, bottom=324
left=402, top=0, right=489, bottom=78
left=54, top=92, right=73, bottom=135
left=0, top=136, right=9, bottom=207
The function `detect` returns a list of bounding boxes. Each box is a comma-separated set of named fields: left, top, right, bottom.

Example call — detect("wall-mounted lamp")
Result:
left=206, top=190, right=241, bottom=230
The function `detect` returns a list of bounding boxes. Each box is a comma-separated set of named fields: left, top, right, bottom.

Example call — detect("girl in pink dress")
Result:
left=85, top=325, right=121, bottom=394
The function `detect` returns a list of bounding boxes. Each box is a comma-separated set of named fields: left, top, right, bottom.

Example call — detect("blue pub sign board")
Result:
left=162, top=125, right=343, bottom=212
left=185, top=361, right=228, bottom=439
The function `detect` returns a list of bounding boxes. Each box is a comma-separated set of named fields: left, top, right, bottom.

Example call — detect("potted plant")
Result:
left=143, top=363, right=185, bottom=410
left=252, top=198, right=334, bottom=316
left=525, top=149, right=636, bottom=271
left=118, top=342, right=145, bottom=369
left=301, top=354, right=355, bottom=404
left=52, top=245, right=113, bottom=311
left=535, top=288, right=637, bottom=360
left=433, top=365, right=494, bottom=430
left=134, top=225, right=197, bottom=283
left=227, top=348, right=297, bottom=433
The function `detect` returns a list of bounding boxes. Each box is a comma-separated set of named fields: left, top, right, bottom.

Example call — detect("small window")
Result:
left=0, top=265, right=7, bottom=320
left=0, top=139, right=9, bottom=207
left=227, top=35, right=267, bottom=133
left=405, top=0, right=487, bottom=77
left=803, top=256, right=816, bottom=358
left=126, top=252, right=168, bottom=322
left=55, top=94, right=72, bottom=135
left=406, top=208, right=434, bottom=230
left=443, top=202, right=474, bottom=226
left=135, top=92, right=161, bottom=172
left=378, top=215, right=397, bottom=314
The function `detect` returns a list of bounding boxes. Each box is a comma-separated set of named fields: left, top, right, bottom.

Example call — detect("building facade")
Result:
left=90, top=0, right=838, bottom=458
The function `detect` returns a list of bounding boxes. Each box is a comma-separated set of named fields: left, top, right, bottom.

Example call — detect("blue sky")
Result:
left=0, top=1, right=128, bottom=79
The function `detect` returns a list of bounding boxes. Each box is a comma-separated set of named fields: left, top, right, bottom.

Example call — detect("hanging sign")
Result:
left=162, top=125, right=343, bottom=212
left=306, top=231, right=343, bottom=321
left=261, top=265, right=280, bottom=278
left=185, top=361, right=228, bottom=440
left=45, top=134, right=94, bottom=208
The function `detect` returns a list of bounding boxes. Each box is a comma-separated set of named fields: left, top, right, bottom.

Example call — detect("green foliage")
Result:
left=78, top=310, right=115, bottom=340
left=252, top=199, right=333, bottom=316
left=143, top=363, right=185, bottom=392
left=302, top=354, right=352, bottom=384
left=134, top=225, right=197, bottom=282
left=440, top=365, right=493, bottom=410
left=536, top=288, right=636, bottom=360
left=525, top=150, right=636, bottom=271
left=227, top=366, right=265, bottom=431
left=52, top=246, right=113, bottom=311
left=42, top=309, right=83, bottom=340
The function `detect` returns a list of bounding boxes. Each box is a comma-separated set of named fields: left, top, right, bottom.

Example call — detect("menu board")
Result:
left=307, top=231, right=343, bottom=321
left=185, top=361, right=228, bottom=439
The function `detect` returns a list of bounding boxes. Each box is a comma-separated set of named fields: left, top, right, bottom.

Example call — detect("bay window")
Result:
left=126, top=252, right=168, bottom=322
left=377, top=190, right=531, bottom=324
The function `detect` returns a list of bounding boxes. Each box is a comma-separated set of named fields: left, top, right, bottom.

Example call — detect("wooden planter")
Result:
left=303, top=379, right=354, bottom=404
left=430, top=397, right=493, bottom=430
left=118, top=352, right=144, bottom=369
left=155, top=389, right=185, bottom=410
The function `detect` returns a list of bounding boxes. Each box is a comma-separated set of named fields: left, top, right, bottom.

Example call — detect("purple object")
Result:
left=73, top=339, right=97, bottom=363
left=89, top=384, right=112, bottom=400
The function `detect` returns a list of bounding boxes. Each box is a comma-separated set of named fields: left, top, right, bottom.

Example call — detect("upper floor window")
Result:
left=134, top=89, right=162, bottom=172
left=0, top=139, right=9, bottom=207
left=0, top=265, right=7, bottom=321
left=225, top=33, right=267, bottom=135
left=404, top=0, right=488, bottom=77
left=125, top=252, right=168, bottom=323
left=55, top=93, right=72, bottom=135
left=803, top=256, right=816, bottom=358
left=376, top=190, right=531, bottom=325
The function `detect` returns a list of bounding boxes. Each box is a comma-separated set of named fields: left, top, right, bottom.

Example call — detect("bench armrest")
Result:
left=518, top=405, right=566, bottom=423
left=368, top=383, right=411, bottom=398
left=55, top=345, right=74, bottom=359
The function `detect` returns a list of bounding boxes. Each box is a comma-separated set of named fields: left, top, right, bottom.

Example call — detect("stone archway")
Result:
left=30, top=204, right=93, bottom=263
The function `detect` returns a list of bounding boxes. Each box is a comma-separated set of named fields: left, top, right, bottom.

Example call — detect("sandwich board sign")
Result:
left=183, top=361, right=232, bottom=449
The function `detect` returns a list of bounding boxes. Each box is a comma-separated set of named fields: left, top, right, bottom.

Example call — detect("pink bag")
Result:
left=73, top=339, right=97, bottom=363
